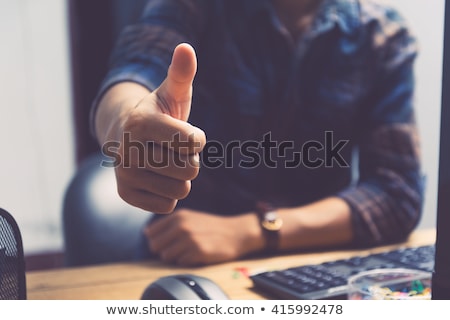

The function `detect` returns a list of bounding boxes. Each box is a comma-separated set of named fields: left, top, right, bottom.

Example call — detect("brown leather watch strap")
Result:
left=255, top=201, right=283, bottom=254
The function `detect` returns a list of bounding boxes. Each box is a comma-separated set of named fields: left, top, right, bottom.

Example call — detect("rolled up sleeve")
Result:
left=337, top=14, right=424, bottom=246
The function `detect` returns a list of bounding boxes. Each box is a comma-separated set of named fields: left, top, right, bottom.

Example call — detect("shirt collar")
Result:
left=242, top=0, right=361, bottom=36
left=314, top=0, right=360, bottom=36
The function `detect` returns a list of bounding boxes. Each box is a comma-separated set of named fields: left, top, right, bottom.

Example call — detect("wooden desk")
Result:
left=26, top=229, right=436, bottom=300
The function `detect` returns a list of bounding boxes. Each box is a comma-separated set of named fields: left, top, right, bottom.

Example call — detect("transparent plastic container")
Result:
left=347, top=268, right=432, bottom=300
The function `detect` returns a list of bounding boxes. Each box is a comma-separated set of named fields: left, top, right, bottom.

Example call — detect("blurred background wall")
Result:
left=0, top=0, right=445, bottom=270
left=1, top=0, right=75, bottom=267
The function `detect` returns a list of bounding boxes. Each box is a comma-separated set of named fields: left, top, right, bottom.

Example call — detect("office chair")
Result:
left=0, top=208, right=27, bottom=300
left=63, top=152, right=151, bottom=266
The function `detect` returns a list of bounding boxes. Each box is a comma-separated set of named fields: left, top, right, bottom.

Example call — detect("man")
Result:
left=93, top=0, right=423, bottom=266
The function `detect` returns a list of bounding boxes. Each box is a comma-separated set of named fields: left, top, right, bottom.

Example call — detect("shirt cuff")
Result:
left=336, top=184, right=386, bottom=247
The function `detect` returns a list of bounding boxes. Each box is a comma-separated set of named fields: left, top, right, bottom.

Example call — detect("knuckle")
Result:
left=183, top=165, right=200, bottom=181
left=193, top=127, right=207, bottom=150
left=153, top=198, right=178, bottom=214
left=116, top=184, right=132, bottom=202
left=185, top=127, right=206, bottom=153
left=172, top=181, right=191, bottom=200
left=115, top=167, right=132, bottom=181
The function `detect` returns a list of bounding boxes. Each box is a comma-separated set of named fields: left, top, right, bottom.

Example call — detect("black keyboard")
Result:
left=250, top=245, right=435, bottom=300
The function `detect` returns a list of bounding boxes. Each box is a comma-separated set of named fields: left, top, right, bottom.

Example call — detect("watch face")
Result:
left=262, top=212, right=283, bottom=231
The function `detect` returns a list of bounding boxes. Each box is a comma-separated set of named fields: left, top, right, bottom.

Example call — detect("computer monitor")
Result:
left=431, top=0, right=450, bottom=300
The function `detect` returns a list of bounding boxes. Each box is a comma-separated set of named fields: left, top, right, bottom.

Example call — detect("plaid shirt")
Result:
left=94, top=0, right=424, bottom=246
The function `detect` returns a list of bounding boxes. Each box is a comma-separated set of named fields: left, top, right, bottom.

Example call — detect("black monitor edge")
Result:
left=431, top=0, right=450, bottom=300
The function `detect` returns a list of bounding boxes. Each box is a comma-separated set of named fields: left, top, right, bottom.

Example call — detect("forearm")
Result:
left=95, top=82, right=151, bottom=144
left=278, top=197, right=353, bottom=251
left=238, top=197, right=353, bottom=256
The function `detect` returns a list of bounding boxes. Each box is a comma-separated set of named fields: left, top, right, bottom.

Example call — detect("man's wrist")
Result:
left=95, top=82, right=150, bottom=144
left=255, top=201, right=283, bottom=254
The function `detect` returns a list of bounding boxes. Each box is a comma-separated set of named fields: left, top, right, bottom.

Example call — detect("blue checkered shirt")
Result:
left=93, top=0, right=424, bottom=246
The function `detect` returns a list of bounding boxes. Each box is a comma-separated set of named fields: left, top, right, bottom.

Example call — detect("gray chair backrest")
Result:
left=63, top=152, right=151, bottom=266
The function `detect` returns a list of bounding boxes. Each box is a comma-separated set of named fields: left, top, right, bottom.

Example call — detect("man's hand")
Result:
left=97, top=43, right=206, bottom=213
left=144, top=209, right=264, bottom=266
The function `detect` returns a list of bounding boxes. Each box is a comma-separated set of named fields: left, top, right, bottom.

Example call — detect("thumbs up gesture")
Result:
left=97, top=43, right=206, bottom=213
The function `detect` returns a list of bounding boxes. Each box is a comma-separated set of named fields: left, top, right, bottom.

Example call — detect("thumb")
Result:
left=156, top=43, right=197, bottom=121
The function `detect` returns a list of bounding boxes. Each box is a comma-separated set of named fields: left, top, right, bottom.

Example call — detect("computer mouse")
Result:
left=140, top=274, right=229, bottom=300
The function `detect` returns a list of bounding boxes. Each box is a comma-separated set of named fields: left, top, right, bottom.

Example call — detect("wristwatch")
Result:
left=255, top=201, right=283, bottom=254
